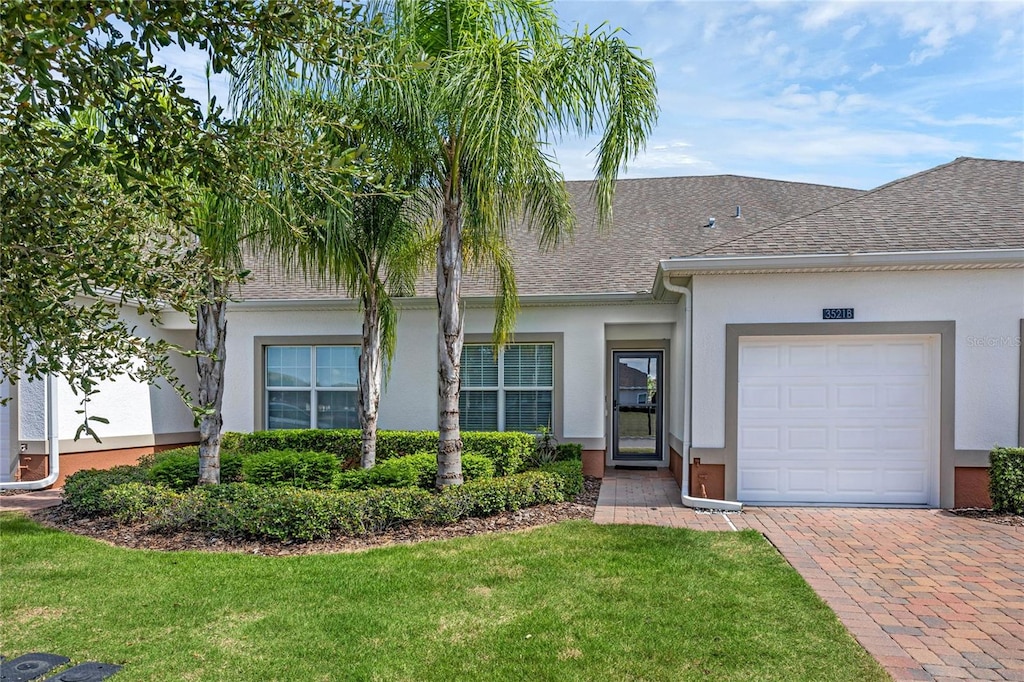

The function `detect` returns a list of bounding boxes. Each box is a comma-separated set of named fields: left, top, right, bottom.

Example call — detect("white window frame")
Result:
left=265, top=345, right=359, bottom=430
left=461, top=343, right=554, bottom=433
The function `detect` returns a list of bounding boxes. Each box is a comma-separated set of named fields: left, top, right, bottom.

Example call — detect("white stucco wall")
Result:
left=15, top=317, right=198, bottom=450
left=223, top=300, right=680, bottom=444
left=690, top=268, right=1024, bottom=451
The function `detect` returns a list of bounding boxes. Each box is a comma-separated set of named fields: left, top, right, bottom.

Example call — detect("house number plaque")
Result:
left=822, top=308, right=854, bottom=320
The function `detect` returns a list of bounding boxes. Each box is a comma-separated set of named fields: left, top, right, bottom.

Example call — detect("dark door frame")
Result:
left=611, top=349, right=665, bottom=462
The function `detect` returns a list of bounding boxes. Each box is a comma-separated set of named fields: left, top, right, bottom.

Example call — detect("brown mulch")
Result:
left=32, top=477, right=603, bottom=556
left=948, top=508, right=1024, bottom=527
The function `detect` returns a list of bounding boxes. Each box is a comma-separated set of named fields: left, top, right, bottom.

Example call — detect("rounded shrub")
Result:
left=241, top=449, right=338, bottom=489
left=62, top=465, right=150, bottom=517
left=148, top=448, right=244, bottom=491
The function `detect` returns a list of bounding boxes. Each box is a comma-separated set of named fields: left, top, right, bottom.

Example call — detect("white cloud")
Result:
left=842, top=24, right=863, bottom=41
left=860, top=63, right=885, bottom=80
left=800, top=2, right=860, bottom=30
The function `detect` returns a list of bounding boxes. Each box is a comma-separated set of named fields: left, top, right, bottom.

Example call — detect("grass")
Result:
left=0, top=514, right=887, bottom=681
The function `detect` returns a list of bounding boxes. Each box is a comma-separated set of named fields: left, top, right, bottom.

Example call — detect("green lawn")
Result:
left=0, top=514, right=887, bottom=681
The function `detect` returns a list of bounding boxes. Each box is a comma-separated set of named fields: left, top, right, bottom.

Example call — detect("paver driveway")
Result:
left=595, top=470, right=1024, bottom=682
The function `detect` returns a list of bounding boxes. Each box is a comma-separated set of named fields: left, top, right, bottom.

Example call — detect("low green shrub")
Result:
left=241, top=450, right=338, bottom=489
left=148, top=448, right=244, bottom=491
left=989, top=446, right=1024, bottom=514
left=425, top=471, right=564, bottom=525
left=101, top=482, right=179, bottom=524
left=555, top=442, right=583, bottom=461
left=145, top=483, right=432, bottom=541
left=334, top=452, right=495, bottom=491
left=62, top=465, right=150, bottom=517
left=221, top=429, right=533, bottom=475
left=539, top=459, right=584, bottom=498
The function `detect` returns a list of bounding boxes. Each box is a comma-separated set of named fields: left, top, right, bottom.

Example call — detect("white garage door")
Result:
left=737, top=335, right=938, bottom=505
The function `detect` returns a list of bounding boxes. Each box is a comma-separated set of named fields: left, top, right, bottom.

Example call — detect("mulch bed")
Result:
left=948, top=508, right=1024, bottom=527
left=32, top=477, right=602, bottom=555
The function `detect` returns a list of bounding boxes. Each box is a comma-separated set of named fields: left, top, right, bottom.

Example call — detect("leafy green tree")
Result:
left=365, top=0, right=658, bottom=487
left=1, top=0, right=367, bottom=403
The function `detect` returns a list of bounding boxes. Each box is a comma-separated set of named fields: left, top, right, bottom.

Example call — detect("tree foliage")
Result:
left=355, top=0, right=659, bottom=486
left=0, top=0, right=369, bottom=402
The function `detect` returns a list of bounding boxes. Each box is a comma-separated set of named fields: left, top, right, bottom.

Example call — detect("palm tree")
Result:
left=364, top=0, right=658, bottom=487
left=190, top=190, right=244, bottom=484
left=233, top=56, right=427, bottom=470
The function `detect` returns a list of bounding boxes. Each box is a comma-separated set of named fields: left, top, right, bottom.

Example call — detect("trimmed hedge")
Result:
left=540, top=459, right=584, bottom=498
left=334, top=452, right=495, bottom=491
left=62, top=465, right=151, bottom=516
left=989, top=447, right=1024, bottom=514
left=148, top=448, right=245, bottom=491
left=241, top=450, right=338, bottom=489
left=426, top=472, right=564, bottom=525
left=101, top=482, right=178, bottom=524
left=96, top=463, right=583, bottom=542
left=222, top=429, right=533, bottom=475
left=555, top=443, right=583, bottom=461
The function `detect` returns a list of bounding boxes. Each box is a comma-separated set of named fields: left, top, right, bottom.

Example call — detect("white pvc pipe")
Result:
left=0, top=375, right=60, bottom=490
left=660, top=277, right=743, bottom=513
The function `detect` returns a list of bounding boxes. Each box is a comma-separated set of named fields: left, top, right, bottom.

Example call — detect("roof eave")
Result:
left=657, top=248, right=1024, bottom=280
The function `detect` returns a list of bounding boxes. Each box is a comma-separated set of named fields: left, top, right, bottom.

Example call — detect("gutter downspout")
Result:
left=0, top=375, right=60, bottom=490
left=660, top=277, right=743, bottom=513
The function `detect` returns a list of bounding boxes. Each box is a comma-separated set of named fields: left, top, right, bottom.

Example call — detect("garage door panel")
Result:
left=787, top=344, right=827, bottom=367
left=834, top=469, right=877, bottom=494
left=737, top=335, right=937, bottom=505
left=788, top=427, right=828, bottom=450
left=835, top=384, right=879, bottom=408
left=739, top=468, right=780, bottom=494
left=882, top=468, right=929, bottom=495
left=786, top=385, right=828, bottom=409
left=885, top=384, right=928, bottom=409
left=786, top=468, right=829, bottom=494
left=740, top=385, right=780, bottom=409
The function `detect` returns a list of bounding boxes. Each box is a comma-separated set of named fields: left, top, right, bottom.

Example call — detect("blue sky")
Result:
left=164, top=0, right=1023, bottom=190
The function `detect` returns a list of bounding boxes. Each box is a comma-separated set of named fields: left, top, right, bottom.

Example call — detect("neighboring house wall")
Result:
left=224, top=299, right=680, bottom=454
left=0, top=381, right=14, bottom=481
left=9, top=318, right=199, bottom=482
left=688, top=267, right=1024, bottom=506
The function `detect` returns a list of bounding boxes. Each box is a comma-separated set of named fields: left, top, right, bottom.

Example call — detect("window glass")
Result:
left=504, top=344, right=553, bottom=387
left=266, top=346, right=311, bottom=387
left=461, top=345, right=498, bottom=388
left=316, top=390, right=359, bottom=429
left=459, top=390, right=498, bottom=431
left=267, top=390, right=311, bottom=429
left=505, top=390, right=553, bottom=432
left=316, top=346, right=359, bottom=388
left=265, top=344, right=359, bottom=431
left=459, top=343, right=554, bottom=433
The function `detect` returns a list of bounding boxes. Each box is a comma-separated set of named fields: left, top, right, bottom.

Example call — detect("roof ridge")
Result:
left=563, top=173, right=859, bottom=192
left=681, top=157, right=972, bottom=258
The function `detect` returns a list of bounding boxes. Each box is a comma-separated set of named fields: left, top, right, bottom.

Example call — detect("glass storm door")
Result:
left=612, top=351, right=663, bottom=461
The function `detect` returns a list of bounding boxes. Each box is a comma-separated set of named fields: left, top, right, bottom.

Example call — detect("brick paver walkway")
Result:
left=0, top=489, right=62, bottom=513
left=595, top=469, right=1024, bottom=682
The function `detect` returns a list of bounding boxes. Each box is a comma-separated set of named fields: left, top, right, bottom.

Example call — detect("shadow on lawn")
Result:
left=0, top=512, right=63, bottom=537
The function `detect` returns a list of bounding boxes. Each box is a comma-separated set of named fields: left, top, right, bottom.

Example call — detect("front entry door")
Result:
left=612, top=351, right=663, bottom=461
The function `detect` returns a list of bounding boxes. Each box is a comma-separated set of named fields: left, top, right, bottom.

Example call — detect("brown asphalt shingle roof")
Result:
left=693, top=157, right=1024, bottom=257
left=239, top=174, right=862, bottom=300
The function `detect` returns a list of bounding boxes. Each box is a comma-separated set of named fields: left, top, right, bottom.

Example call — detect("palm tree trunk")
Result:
left=359, top=289, right=383, bottom=469
left=436, top=190, right=465, bottom=489
left=196, top=276, right=227, bottom=485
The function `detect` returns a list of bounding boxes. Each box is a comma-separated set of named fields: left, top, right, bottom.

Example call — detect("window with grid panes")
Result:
left=459, top=343, right=553, bottom=433
left=265, top=346, right=359, bottom=430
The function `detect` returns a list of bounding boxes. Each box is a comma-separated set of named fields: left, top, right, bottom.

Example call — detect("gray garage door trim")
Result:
left=736, top=334, right=939, bottom=505
left=718, top=321, right=956, bottom=507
